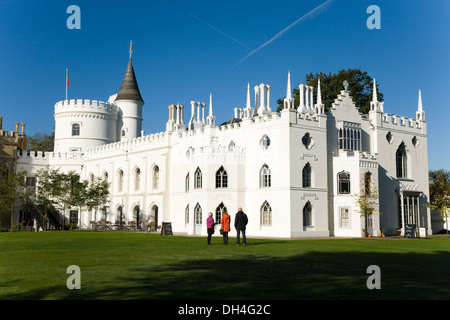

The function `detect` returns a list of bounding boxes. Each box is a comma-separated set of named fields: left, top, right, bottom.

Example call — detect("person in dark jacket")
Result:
left=234, top=207, right=248, bottom=246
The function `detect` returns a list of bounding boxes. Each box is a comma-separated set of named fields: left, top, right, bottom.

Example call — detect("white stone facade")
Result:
left=16, top=59, right=432, bottom=238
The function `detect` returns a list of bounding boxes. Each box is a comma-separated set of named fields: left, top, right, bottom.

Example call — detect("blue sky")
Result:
left=0, top=0, right=448, bottom=170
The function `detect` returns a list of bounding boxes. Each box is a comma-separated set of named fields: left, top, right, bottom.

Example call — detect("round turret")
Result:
left=53, top=99, right=120, bottom=153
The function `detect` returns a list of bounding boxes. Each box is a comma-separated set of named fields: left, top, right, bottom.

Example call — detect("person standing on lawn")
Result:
left=220, top=210, right=231, bottom=245
left=234, top=207, right=248, bottom=246
left=206, top=212, right=215, bottom=245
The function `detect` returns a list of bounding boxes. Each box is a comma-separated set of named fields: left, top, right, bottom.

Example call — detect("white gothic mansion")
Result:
left=16, top=54, right=431, bottom=238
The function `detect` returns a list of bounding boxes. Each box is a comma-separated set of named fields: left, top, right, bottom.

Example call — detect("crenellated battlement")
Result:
left=17, top=149, right=85, bottom=162
left=54, top=99, right=119, bottom=115
left=382, top=113, right=423, bottom=130
left=85, top=131, right=168, bottom=157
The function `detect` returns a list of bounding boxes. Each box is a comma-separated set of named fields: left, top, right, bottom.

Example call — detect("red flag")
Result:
left=66, top=69, right=70, bottom=87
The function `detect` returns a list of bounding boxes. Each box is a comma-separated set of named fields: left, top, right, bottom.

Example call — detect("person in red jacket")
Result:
left=220, top=210, right=231, bottom=245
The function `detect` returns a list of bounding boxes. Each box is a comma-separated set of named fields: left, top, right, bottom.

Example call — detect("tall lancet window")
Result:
left=135, top=168, right=141, bottom=191
left=118, top=170, right=124, bottom=192
left=153, top=165, right=160, bottom=189
left=303, top=201, right=313, bottom=227
left=302, top=163, right=312, bottom=188
left=185, top=205, right=189, bottom=225
left=364, top=171, right=372, bottom=195
left=194, top=167, right=202, bottom=189
left=185, top=173, right=189, bottom=193
left=396, top=142, right=408, bottom=178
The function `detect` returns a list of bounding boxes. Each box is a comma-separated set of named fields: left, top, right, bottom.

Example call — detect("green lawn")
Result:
left=1, top=231, right=449, bottom=300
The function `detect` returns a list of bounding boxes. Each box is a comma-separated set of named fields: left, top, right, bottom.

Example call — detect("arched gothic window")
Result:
left=215, top=166, right=228, bottom=188
left=194, top=203, right=202, bottom=225
left=185, top=173, right=189, bottom=192
left=396, top=142, right=408, bottom=178
left=194, top=167, right=202, bottom=189
left=302, top=163, right=312, bottom=188
left=261, top=201, right=272, bottom=226
left=215, top=202, right=227, bottom=223
left=303, top=201, right=313, bottom=227
left=260, top=164, right=271, bottom=188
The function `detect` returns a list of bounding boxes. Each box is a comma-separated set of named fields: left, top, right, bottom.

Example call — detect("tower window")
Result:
left=72, top=123, right=80, bottom=136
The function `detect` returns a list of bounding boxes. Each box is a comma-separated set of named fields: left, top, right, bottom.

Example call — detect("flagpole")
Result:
left=66, top=69, right=68, bottom=100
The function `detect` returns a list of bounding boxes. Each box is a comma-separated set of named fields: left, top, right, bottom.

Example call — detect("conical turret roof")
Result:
left=115, top=58, right=144, bottom=103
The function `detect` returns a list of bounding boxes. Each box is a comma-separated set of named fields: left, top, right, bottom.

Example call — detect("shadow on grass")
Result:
left=7, top=249, right=450, bottom=300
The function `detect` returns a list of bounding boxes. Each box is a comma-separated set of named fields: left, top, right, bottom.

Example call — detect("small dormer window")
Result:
left=72, top=123, right=80, bottom=136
